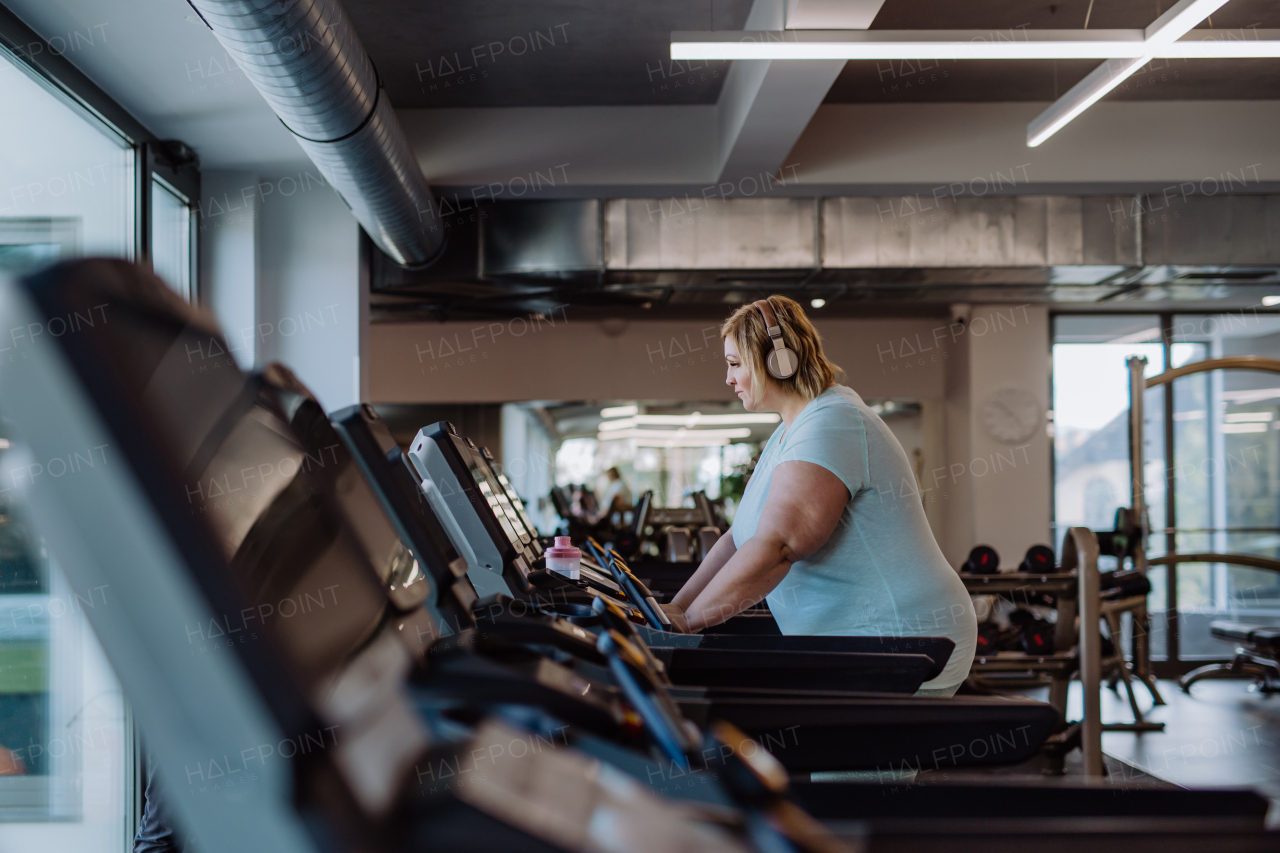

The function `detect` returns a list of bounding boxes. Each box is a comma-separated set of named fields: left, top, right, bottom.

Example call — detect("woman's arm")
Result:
left=670, top=529, right=738, bottom=610
left=684, top=461, right=849, bottom=632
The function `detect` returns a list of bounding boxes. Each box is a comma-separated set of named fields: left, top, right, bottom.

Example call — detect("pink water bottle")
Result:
left=545, top=536, right=581, bottom=580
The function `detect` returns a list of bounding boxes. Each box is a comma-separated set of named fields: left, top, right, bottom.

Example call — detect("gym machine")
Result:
left=0, top=259, right=870, bottom=853
left=2, top=260, right=1274, bottom=852
left=1118, top=354, right=1280, bottom=693
left=332, top=408, right=1066, bottom=774
left=632, top=488, right=723, bottom=563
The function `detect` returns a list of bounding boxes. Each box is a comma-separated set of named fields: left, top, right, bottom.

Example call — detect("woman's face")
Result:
left=724, top=336, right=760, bottom=411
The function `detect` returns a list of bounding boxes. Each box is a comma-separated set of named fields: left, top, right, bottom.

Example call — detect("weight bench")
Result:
left=1178, top=621, right=1280, bottom=694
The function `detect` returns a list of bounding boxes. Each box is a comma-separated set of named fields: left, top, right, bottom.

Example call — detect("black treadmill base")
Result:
left=682, top=696, right=1061, bottom=773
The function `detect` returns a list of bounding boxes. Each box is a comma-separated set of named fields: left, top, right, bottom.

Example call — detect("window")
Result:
left=0, top=44, right=135, bottom=853
left=1167, top=314, right=1280, bottom=658
left=1054, top=312, right=1280, bottom=669
left=150, top=177, right=192, bottom=301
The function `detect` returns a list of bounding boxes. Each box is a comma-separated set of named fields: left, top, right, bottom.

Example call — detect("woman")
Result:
left=666, top=296, right=977, bottom=696
left=588, top=467, right=632, bottom=526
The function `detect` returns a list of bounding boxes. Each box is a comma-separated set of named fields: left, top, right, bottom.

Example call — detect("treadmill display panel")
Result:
left=331, top=405, right=479, bottom=620
left=450, top=432, right=525, bottom=552
left=464, top=442, right=532, bottom=549
left=271, top=369, right=433, bottom=614
left=483, top=448, right=543, bottom=544
left=183, top=385, right=391, bottom=688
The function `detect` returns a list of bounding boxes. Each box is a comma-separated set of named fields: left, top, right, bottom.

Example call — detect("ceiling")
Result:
left=346, top=0, right=752, bottom=108
left=4, top=0, right=1278, bottom=317
left=6, top=0, right=1278, bottom=166
left=341, top=0, right=1280, bottom=108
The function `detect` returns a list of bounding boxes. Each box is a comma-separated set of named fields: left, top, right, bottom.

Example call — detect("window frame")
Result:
left=0, top=8, right=201, bottom=847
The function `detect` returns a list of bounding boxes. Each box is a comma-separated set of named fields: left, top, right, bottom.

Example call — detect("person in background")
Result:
left=589, top=467, right=632, bottom=526
left=666, top=295, right=977, bottom=696
left=134, top=753, right=190, bottom=853
left=570, top=483, right=598, bottom=521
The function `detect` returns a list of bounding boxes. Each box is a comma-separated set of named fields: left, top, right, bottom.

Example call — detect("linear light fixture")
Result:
left=1028, top=0, right=1232, bottom=146
left=598, top=427, right=754, bottom=442
left=598, top=412, right=779, bottom=431
left=633, top=436, right=732, bottom=448
left=670, top=28, right=1280, bottom=61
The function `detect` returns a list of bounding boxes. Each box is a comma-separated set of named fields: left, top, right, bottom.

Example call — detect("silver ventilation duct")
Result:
left=188, top=0, right=444, bottom=267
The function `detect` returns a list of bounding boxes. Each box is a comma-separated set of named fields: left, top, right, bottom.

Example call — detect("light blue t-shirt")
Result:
left=732, top=386, right=977, bottom=691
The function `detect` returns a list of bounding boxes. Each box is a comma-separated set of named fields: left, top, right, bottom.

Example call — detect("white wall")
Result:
left=197, top=168, right=364, bottom=411
left=499, top=404, right=558, bottom=534
left=256, top=172, right=362, bottom=411
left=197, top=170, right=258, bottom=368
left=965, top=304, right=1053, bottom=568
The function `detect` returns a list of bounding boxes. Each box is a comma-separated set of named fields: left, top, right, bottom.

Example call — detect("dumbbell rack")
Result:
left=960, top=529, right=1162, bottom=779
left=963, top=581, right=1163, bottom=732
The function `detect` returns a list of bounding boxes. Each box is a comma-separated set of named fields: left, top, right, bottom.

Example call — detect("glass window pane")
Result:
left=1052, top=317, right=1165, bottom=539
left=1170, top=314, right=1280, bottom=657
left=150, top=179, right=190, bottom=301
left=0, top=47, right=133, bottom=853
left=1052, top=316, right=1167, bottom=656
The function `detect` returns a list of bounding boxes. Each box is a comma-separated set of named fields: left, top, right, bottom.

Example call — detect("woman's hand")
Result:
left=685, top=461, right=848, bottom=631
left=658, top=603, right=691, bottom=634
left=671, top=529, right=737, bottom=611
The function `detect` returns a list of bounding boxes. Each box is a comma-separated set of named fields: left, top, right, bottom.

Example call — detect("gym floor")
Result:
left=1093, top=679, right=1280, bottom=823
left=917, top=679, right=1280, bottom=824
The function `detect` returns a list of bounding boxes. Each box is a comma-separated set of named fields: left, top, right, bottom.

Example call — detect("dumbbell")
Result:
left=1019, top=544, right=1057, bottom=574
left=1008, top=608, right=1056, bottom=654
left=963, top=545, right=1000, bottom=575
left=975, top=621, right=1022, bottom=655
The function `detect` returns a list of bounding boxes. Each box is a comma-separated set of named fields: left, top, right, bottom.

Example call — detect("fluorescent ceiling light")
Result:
left=1026, top=57, right=1149, bottom=147
left=1144, top=0, right=1233, bottom=46
left=598, top=418, right=637, bottom=432
left=1107, top=327, right=1161, bottom=344
left=635, top=437, right=732, bottom=448
left=1224, top=412, right=1274, bottom=423
left=669, top=28, right=1279, bottom=61
left=1262, top=295, right=1280, bottom=307
left=1160, top=37, right=1280, bottom=58
left=1222, top=422, right=1269, bottom=433
left=1029, top=0, right=1231, bottom=146
left=600, top=404, right=638, bottom=418
left=673, top=29, right=1149, bottom=60
left=599, top=427, right=754, bottom=442
left=637, top=413, right=779, bottom=425
left=810, top=298, right=826, bottom=308
left=601, top=413, right=778, bottom=431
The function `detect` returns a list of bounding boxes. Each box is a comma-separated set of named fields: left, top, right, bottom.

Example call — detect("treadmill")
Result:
left=5, top=260, right=1272, bottom=853
left=406, top=421, right=944, bottom=694
left=0, top=258, right=850, bottom=853
left=472, top=437, right=961, bottom=668
left=276, top=370, right=1030, bottom=780
left=330, top=406, right=1063, bottom=773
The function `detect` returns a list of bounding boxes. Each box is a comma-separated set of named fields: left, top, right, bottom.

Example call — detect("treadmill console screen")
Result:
left=409, top=420, right=529, bottom=584
left=461, top=438, right=533, bottom=551
left=269, top=367, right=434, bottom=615
left=478, top=446, right=543, bottom=555
left=331, top=404, right=479, bottom=618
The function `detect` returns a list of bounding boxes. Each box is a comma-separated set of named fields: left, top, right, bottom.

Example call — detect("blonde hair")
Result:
left=721, top=295, right=843, bottom=405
